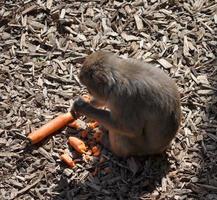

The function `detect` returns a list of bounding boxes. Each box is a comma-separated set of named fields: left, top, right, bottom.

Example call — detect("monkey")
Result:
left=72, top=51, right=181, bottom=157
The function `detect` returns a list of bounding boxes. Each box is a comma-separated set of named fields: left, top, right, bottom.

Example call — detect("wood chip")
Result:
left=157, top=58, right=173, bottom=69
left=121, top=32, right=139, bottom=41
left=134, top=14, right=144, bottom=31
left=183, top=35, right=190, bottom=57
left=1, top=1, right=217, bottom=199
left=46, top=0, right=53, bottom=10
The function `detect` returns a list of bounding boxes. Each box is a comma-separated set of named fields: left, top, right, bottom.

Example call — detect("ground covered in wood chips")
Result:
left=0, top=0, right=217, bottom=199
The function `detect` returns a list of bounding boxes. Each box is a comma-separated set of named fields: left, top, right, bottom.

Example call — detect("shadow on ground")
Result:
left=51, top=144, right=171, bottom=200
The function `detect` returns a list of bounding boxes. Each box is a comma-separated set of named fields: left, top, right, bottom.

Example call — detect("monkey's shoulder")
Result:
left=120, top=59, right=170, bottom=77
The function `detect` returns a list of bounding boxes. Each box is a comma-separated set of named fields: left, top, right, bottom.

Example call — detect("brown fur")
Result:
left=73, top=51, right=181, bottom=157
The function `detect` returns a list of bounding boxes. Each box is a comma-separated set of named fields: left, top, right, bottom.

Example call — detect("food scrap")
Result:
left=27, top=96, right=104, bottom=169
left=60, top=153, right=76, bottom=168
left=87, top=121, right=99, bottom=129
left=91, top=145, right=101, bottom=157
left=68, top=136, right=87, bottom=154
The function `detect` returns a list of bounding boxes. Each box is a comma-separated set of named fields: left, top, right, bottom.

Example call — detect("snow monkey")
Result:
left=72, top=51, right=181, bottom=157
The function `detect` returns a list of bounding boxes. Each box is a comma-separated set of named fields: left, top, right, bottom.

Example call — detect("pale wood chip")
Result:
left=22, top=5, right=37, bottom=15
left=53, top=59, right=67, bottom=71
left=183, top=35, right=190, bottom=57
left=46, top=0, right=53, bottom=10
left=157, top=58, right=173, bottom=69
left=197, top=75, right=210, bottom=86
left=134, top=14, right=144, bottom=31
left=60, top=9, right=66, bottom=19
left=121, top=32, right=139, bottom=41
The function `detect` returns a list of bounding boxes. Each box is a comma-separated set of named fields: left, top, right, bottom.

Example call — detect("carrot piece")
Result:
left=87, top=121, right=99, bottom=129
left=93, top=130, right=102, bottom=142
left=68, top=136, right=87, bottom=154
left=83, top=153, right=92, bottom=162
left=80, top=130, right=88, bottom=138
left=60, top=153, right=76, bottom=168
left=91, top=146, right=101, bottom=157
left=28, top=112, right=74, bottom=144
left=67, top=120, right=80, bottom=129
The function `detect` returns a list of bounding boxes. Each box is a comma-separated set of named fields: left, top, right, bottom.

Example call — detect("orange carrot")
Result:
left=60, top=153, right=76, bottom=168
left=67, top=120, right=80, bottom=129
left=68, top=136, right=87, bottom=154
left=80, top=130, right=88, bottom=138
left=87, top=121, right=99, bottom=129
left=91, top=146, right=101, bottom=157
left=28, top=112, right=74, bottom=144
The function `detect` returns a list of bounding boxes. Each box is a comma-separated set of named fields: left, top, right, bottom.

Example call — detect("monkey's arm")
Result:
left=73, top=97, right=115, bottom=128
left=72, top=98, right=135, bottom=137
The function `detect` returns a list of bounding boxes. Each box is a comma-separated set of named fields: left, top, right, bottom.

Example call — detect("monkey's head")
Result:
left=79, top=51, right=116, bottom=103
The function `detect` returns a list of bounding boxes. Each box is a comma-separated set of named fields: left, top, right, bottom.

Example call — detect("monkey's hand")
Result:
left=72, top=97, right=118, bottom=134
left=73, top=97, right=91, bottom=114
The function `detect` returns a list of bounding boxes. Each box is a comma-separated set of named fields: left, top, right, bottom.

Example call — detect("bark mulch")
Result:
left=0, top=0, right=216, bottom=199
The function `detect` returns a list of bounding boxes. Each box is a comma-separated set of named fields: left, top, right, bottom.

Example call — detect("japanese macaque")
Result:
left=72, top=51, right=181, bottom=157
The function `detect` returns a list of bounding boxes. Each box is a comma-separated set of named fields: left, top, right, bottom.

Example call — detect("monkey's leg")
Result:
left=109, top=132, right=139, bottom=157
left=96, top=124, right=110, bottom=149
left=100, top=131, right=111, bottom=150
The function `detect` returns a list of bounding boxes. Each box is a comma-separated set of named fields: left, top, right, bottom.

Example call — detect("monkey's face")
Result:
left=78, top=66, right=111, bottom=104
left=79, top=51, right=115, bottom=104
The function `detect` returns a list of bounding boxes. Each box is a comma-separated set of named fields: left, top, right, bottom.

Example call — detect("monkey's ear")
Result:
left=94, top=71, right=115, bottom=87
left=93, top=71, right=108, bottom=85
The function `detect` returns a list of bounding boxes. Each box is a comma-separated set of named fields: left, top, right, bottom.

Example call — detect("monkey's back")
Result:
left=111, top=57, right=180, bottom=114
left=108, top=58, right=181, bottom=154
